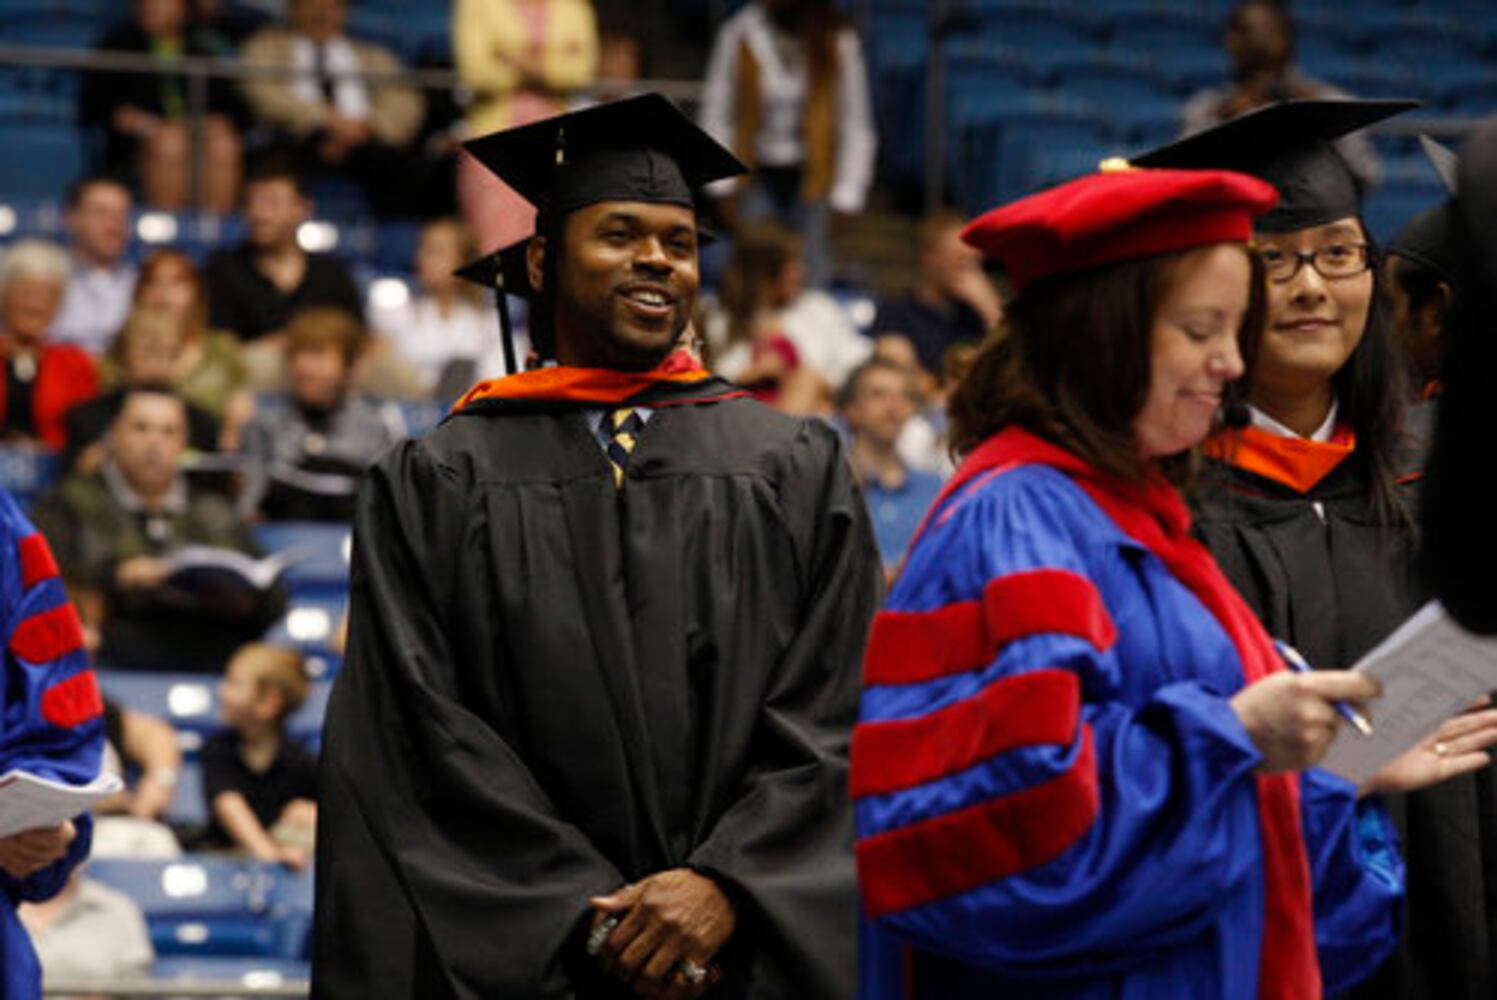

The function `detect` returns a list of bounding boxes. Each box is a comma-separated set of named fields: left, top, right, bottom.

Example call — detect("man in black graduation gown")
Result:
left=1424, top=118, right=1497, bottom=635
left=311, top=94, right=881, bottom=999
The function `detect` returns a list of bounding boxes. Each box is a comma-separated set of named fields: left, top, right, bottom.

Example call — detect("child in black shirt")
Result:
left=202, top=643, right=317, bottom=869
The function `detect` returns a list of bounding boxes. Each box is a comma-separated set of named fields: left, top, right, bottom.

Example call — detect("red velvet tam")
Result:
left=961, top=167, right=1279, bottom=293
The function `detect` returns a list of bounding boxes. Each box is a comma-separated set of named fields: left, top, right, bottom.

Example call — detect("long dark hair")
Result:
left=1329, top=235, right=1414, bottom=528
left=949, top=245, right=1267, bottom=486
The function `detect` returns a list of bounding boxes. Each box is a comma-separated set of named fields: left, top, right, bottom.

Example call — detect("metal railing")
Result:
left=0, top=42, right=703, bottom=207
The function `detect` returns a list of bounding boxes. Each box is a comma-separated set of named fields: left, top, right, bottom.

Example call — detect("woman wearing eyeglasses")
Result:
left=1141, top=100, right=1497, bottom=1000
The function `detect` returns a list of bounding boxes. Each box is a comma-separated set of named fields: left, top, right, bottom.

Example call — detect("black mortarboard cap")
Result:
left=462, top=93, right=747, bottom=224
left=454, top=241, right=535, bottom=299
left=1419, top=134, right=1459, bottom=195
left=1133, top=99, right=1420, bottom=232
left=454, top=240, right=536, bottom=374
left=1387, top=135, right=1461, bottom=285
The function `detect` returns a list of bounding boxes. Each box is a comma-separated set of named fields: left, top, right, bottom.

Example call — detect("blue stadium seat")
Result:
left=0, top=12, right=100, bottom=48
left=264, top=593, right=347, bottom=658
left=87, top=858, right=282, bottom=957
left=949, top=91, right=1109, bottom=210
left=0, top=446, right=59, bottom=508
left=0, top=124, right=83, bottom=197
left=151, top=956, right=312, bottom=988
left=253, top=522, right=351, bottom=598
left=96, top=670, right=332, bottom=750
left=1364, top=184, right=1445, bottom=245
left=973, top=9, right=1098, bottom=50
left=1106, top=19, right=1216, bottom=55
left=1023, top=144, right=1110, bottom=191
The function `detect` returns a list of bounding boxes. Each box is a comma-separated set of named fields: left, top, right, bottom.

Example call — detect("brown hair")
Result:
left=132, top=248, right=209, bottom=344
left=719, top=221, right=802, bottom=346
left=229, top=643, right=309, bottom=721
left=286, top=307, right=366, bottom=367
left=948, top=245, right=1267, bottom=484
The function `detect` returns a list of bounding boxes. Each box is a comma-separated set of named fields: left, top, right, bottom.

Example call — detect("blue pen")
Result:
left=1277, top=642, right=1374, bottom=737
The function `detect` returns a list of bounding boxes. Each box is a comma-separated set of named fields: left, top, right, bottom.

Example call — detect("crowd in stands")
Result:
left=0, top=0, right=1481, bottom=990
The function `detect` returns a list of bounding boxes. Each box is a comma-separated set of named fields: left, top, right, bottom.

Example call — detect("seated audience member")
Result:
left=18, top=869, right=154, bottom=985
left=203, top=643, right=317, bottom=870
left=32, top=388, right=283, bottom=672
left=0, top=240, right=99, bottom=449
left=204, top=157, right=363, bottom=346
left=1181, top=0, right=1380, bottom=189
left=65, top=308, right=220, bottom=477
left=369, top=218, right=513, bottom=399
left=240, top=0, right=427, bottom=215
left=700, top=0, right=877, bottom=288
left=871, top=210, right=1002, bottom=377
left=452, top=0, right=599, bottom=251
left=97, top=698, right=181, bottom=823
left=49, top=177, right=137, bottom=358
left=80, top=0, right=246, bottom=213
left=1386, top=204, right=1457, bottom=398
left=239, top=307, right=404, bottom=521
left=706, top=221, right=809, bottom=406
left=128, top=249, right=254, bottom=442
left=707, top=221, right=870, bottom=411
left=839, top=357, right=941, bottom=577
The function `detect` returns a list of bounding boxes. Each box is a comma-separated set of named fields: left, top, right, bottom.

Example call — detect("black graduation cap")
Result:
left=462, top=92, right=747, bottom=224
left=1387, top=135, right=1461, bottom=286
left=1132, top=99, right=1421, bottom=232
left=454, top=240, right=535, bottom=375
left=1419, top=134, right=1459, bottom=195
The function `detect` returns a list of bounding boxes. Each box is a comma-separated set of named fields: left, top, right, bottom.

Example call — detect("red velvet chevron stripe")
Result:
left=17, top=532, right=58, bottom=590
left=40, top=668, right=102, bottom=728
left=851, top=669, right=1081, bottom=799
left=959, top=427, right=1319, bottom=1000
left=863, top=570, right=1117, bottom=687
left=11, top=603, right=85, bottom=664
left=857, top=726, right=1099, bottom=918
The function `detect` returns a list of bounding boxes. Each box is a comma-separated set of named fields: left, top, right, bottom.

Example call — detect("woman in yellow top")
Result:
left=453, top=0, right=599, bottom=251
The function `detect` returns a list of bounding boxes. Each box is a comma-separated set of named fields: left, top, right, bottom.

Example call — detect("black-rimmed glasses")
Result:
left=1259, top=242, right=1373, bottom=284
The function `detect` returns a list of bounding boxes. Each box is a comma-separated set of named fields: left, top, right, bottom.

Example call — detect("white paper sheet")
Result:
left=1320, top=602, right=1497, bottom=786
left=0, top=769, right=122, bottom=838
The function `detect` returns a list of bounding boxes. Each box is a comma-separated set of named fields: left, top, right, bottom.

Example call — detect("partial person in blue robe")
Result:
left=0, top=486, right=105, bottom=1000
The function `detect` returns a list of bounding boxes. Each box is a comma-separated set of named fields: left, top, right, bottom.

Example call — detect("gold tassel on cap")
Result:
left=1098, top=157, right=1136, bottom=174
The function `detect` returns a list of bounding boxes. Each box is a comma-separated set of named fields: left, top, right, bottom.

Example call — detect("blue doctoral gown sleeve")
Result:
left=1, top=487, right=104, bottom=1000
left=854, top=468, right=1266, bottom=978
left=1298, top=767, right=1403, bottom=993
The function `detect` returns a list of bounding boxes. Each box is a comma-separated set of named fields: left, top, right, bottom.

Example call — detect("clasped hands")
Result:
left=587, top=868, right=736, bottom=999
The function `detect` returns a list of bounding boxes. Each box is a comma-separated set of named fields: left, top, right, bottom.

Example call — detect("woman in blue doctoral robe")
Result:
left=853, top=166, right=1497, bottom=999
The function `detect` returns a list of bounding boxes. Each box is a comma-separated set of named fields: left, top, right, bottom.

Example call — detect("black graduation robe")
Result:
left=1191, top=423, right=1497, bottom=1000
left=311, top=378, right=881, bottom=999
left=1425, top=117, right=1497, bottom=635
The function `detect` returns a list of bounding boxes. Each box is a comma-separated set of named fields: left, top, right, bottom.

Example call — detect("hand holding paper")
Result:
left=1317, top=602, right=1497, bottom=788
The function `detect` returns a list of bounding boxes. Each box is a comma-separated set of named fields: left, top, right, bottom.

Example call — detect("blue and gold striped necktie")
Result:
left=606, top=408, right=644, bottom=488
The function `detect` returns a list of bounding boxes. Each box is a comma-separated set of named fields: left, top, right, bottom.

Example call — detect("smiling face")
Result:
left=540, top=200, right=700, bottom=370
left=1253, top=218, right=1372, bottom=404
left=1133, top=244, right=1252, bottom=459
left=2, top=276, right=62, bottom=348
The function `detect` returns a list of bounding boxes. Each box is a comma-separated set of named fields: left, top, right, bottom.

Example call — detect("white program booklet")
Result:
left=0, top=770, right=122, bottom=838
left=1320, top=602, right=1497, bottom=786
